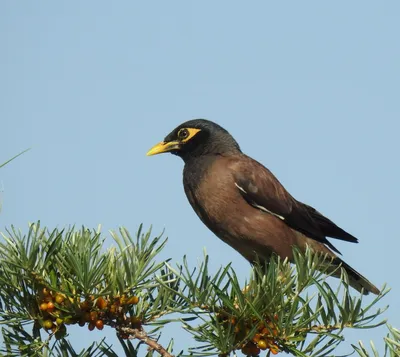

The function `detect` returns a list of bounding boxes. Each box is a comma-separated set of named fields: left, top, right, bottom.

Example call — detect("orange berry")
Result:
left=43, top=319, right=53, bottom=330
left=42, top=288, right=51, bottom=296
left=89, top=311, right=98, bottom=322
left=257, top=339, right=267, bottom=350
left=95, top=320, right=104, bottom=330
left=261, top=327, right=269, bottom=335
left=252, top=333, right=261, bottom=343
left=269, top=344, right=279, bottom=355
left=55, top=294, right=65, bottom=304
left=47, top=301, right=55, bottom=312
left=88, top=322, right=95, bottom=331
left=56, top=317, right=64, bottom=325
left=110, top=304, right=117, bottom=314
left=120, top=295, right=127, bottom=305
left=40, top=302, right=48, bottom=311
left=96, top=297, right=108, bottom=309
left=127, top=296, right=139, bottom=305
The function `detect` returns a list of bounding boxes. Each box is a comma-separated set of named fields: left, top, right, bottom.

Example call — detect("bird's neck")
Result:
left=183, top=154, right=219, bottom=188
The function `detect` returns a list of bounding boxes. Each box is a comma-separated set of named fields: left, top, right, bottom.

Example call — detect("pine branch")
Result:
left=0, top=223, right=395, bottom=357
left=117, top=325, right=173, bottom=357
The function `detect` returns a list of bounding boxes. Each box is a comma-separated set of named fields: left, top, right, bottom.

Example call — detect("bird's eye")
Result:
left=177, top=128, right=189, bottom=140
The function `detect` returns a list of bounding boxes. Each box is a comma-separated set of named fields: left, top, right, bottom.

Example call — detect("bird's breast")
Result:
left=184, top=160, right=266, bottom=249
left=184, top=161, right=240, bottom=232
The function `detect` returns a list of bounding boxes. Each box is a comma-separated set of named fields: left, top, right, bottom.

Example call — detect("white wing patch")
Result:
left=234, top=182, right=247, bottom=194
left=235, top=182, right=285, bottom=221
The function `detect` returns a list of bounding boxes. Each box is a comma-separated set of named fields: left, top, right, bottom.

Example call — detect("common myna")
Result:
left=147, top=119, right=379, bottom=295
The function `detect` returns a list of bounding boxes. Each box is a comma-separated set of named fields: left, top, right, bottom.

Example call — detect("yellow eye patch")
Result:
left=178, top=128, right=201, bottom=142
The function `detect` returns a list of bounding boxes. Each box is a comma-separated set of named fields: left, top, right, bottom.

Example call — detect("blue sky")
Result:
left=1, top=1, right=399, bottom=355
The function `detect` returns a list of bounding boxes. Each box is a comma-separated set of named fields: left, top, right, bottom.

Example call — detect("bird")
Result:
left=146, top=119, right=380, bottom=295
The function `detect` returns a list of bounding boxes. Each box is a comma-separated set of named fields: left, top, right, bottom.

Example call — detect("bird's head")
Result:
left=146, top=119, right=241, bottom=162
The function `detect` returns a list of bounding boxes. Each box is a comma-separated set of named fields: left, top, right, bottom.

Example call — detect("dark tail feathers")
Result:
left=332, top=258, right=380, bottom=295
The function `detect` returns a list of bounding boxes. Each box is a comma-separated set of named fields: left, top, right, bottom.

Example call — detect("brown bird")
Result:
left=147, top=119, right=380, bottom=295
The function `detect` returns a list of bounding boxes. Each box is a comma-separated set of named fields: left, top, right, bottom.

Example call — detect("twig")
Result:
left=297, top=323, right=351, bottom=334
left=119, top=326, right=174, bottom=357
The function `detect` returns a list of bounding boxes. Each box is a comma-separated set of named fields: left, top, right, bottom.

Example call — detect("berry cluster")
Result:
left=217, top=312, right=279, bottom=356
left=37, top=287, right=141, bottom=339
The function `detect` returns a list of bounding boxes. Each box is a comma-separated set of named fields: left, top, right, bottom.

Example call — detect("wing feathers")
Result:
left=304, top=204, right=358, bottom=243
left=235, top=182, right=285, bottom=220
left=234, top=163, right=358, bottom=253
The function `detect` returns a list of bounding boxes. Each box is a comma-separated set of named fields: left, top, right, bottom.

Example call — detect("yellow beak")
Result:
left=146, top=141, right=181, bottom=156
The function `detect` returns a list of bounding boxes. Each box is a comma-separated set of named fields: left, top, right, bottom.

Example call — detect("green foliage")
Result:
left=352, top=324, right=400, bottom=357
left=162, top=250, right=389, bottom=357
left=0, top=224, right=395, bottom=357
left=0, top=149, right=30, bottom=212
left=0, top=223, right=173, bottom=356
left=0, top=149, right=31, bottom=170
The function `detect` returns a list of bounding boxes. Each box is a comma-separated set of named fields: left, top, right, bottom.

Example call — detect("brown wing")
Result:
left=233, top=156, right=358, bottom=255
